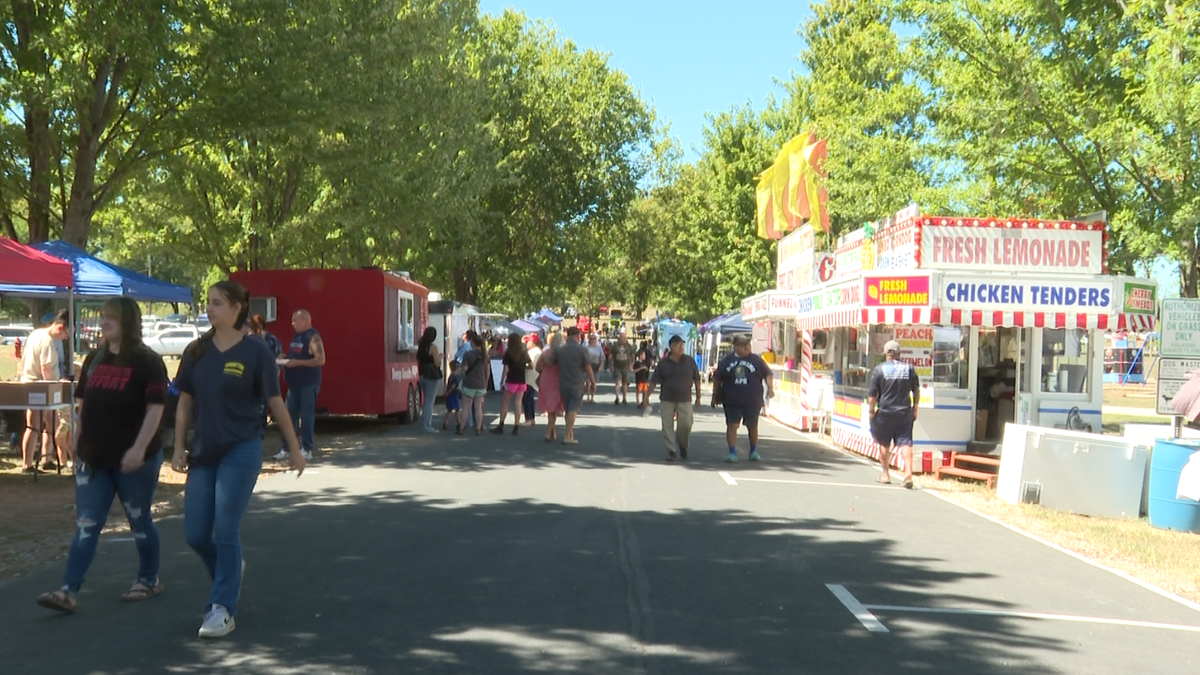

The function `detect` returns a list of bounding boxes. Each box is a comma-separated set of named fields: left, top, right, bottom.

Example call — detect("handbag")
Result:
left=422, top=361, right=443, bottom=381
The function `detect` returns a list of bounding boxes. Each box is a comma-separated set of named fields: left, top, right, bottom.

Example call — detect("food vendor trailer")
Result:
left=742, top=210, right=1158, bottom=472
left=232, top=268, right=429, bottom=422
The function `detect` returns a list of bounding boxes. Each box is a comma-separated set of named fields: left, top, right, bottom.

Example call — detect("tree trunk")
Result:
left=12, top=0, right=53, bottom=244
left=453, top=262, right=478, bottom=304
left=62, top=147, right=98, bottom=248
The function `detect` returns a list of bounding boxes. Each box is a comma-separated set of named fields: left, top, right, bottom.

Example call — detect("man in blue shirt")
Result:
left=868, top=339, right=920, bottom=489
left=712, top=335, right=774, bottom=462
left=274, top=310, right=325, bottom=461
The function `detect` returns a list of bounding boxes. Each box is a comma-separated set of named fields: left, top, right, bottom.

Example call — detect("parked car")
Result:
left=146, top=321, right=189, bottom=336
left=144, top=325, right=201, bottom=358
left=164, top=313, right=189, bottom=324
left=0, top=325, right=32, bottom=346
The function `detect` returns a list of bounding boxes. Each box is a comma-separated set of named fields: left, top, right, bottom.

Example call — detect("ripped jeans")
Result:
left=61, top=453, right=163, bottom=594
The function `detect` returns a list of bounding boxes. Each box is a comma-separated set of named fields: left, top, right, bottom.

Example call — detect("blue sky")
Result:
left=477, top=0, right=813, bottom=159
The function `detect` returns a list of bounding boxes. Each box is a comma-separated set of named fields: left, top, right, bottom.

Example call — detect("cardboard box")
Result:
left=0, top=381, right=70, bottom=408
left=975, top=410, right=990, bottom=441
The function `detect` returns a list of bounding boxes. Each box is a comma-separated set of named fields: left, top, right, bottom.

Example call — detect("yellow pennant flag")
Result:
left=770, top=145, right=791, bottom=234
left=786, top=132, right=811, bottom=221
left=756, top=168, right=774, bottom=239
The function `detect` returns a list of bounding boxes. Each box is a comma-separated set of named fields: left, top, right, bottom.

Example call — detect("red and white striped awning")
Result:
left=797, top=307, right=863, bottom=331
left=1117, top=313, right=1155, bottom=331
left=798, top=306, right=1153, bottom=331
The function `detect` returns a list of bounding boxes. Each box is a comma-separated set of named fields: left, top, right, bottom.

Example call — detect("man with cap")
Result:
left=712, top=334, right=774, bottom=462
left=867, top=339, right=920, bottom=488
left=647, top=334, right=702, bottom=461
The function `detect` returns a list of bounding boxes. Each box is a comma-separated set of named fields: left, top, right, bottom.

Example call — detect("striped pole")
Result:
left=800, top=330, right=812, bottom=429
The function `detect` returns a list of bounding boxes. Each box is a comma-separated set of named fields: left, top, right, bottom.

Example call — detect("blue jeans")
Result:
left=184, top=437, right=262, bottom=615
left=285, top=384, right=319, bottom=451
left=523, top=387, right=538, bottom=422
left=62, top=453, right=163, bottom=594
left=420, top=377, right=440, bottom=431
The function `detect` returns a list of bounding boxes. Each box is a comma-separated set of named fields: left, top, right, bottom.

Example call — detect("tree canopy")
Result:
left=2, top=0, right=1196, bottom=323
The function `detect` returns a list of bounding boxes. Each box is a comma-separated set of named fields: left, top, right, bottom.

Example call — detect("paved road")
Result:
left=3, top=386, right=1199, bottom=674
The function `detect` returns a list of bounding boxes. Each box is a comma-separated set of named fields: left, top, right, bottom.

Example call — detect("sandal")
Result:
left=120, top=579, right=165, bottom=602
left=876, top=475, right=892, bottom=484
left=36, top=589, right=77, bottom=614
left=902, top=478, right=914, bottom=490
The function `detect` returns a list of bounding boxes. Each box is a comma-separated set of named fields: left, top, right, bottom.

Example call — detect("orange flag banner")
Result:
left=803, top=138, right=830, bottom=232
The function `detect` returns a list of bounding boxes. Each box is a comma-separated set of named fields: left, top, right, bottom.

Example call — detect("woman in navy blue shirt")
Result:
left=173, top=280, right=304, bottom=639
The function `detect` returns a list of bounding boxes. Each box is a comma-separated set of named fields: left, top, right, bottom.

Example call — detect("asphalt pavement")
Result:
left=3, top=383, right=1199, bottom=674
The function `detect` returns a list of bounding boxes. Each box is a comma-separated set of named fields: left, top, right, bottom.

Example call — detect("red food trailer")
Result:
left=231, top=268, right=429, bottom=422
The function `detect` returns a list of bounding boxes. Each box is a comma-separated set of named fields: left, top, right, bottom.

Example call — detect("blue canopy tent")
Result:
left=0, top=240, right=193, bottom=304
left=702, top=311, right=752, bottom=335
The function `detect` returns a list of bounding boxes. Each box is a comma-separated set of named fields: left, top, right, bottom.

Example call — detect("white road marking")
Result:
left=864, top=603, right=1200, bottom=633
left=826, top=584, right=889, bottom=633
left=718, top=471, right=738, bottom=486
left=735, top=477, right=895, bottom=490
left=922, top=489, right=1200, bottom=616
left=765, top=416, right=1200, bottom=618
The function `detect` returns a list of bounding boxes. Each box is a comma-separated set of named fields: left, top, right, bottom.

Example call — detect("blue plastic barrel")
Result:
left=1148, top=439, right=1200, bottom=532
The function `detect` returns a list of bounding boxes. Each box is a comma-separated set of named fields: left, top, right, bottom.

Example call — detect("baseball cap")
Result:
left=669, top=335, right=684, bottom=345
left=884, top=340, right=901, bottom=354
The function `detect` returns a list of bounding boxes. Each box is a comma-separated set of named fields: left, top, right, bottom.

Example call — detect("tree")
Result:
left=1, top=1, right=217, bottom=247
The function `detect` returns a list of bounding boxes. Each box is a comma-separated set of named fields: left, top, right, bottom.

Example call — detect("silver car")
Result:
left=144, top=326, right=201, bottom=358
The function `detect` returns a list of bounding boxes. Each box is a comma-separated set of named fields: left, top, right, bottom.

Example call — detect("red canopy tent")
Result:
left=0, top=237, right=73, bottom=287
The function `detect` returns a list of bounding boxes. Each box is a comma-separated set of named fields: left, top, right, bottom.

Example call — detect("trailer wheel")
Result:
left=401, top=384, right=421, bottom=424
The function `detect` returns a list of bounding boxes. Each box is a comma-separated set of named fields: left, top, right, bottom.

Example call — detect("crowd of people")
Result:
left=17, top=296, right=784, bottom=640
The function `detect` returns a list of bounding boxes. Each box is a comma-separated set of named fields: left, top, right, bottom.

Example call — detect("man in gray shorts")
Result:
left=546, top=326, right=594, bottom=445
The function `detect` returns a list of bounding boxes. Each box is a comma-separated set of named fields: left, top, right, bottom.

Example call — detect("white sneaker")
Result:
left=301, top=449, right=313, bottom=461
left=198, top=604, right=235, bottom=638
left=271, top=450, right=288, bottom=461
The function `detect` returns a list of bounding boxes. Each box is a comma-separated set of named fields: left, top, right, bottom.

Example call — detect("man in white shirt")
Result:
left=20, top=310, right=70, bottom=471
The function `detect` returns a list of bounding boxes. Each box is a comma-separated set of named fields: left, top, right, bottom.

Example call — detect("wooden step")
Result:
left=935, top=465, right=998, bottom=489
left=952, top=453, right=1001, bottom=468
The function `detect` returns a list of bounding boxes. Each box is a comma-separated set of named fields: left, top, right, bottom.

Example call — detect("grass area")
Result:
left=918, top=474, right=1200, bottom=604
left=0, top=344, right=16, bottom=382
left=1102, top=413, right=1176, bottom=435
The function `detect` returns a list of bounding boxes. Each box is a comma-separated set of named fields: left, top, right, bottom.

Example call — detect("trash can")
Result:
left=1148, top=439, right=1200, bottom=532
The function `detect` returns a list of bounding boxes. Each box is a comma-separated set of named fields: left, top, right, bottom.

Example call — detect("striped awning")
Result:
left=1117, top=313, right=1155, bottom=331
left=798, top=306, right=1151, bottom=331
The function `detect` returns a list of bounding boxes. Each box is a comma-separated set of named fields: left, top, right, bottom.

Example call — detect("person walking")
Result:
left=245, top=314, right=283, bottom=359
left=867, top=339, right=920, bottom=489
left=647, top=335, right=702, bottom=461
left=545, top=327, right=594, bottom=444
left=609, top=331, right=635, bottom=405
left=35, top=298, right=170, bottom=614
left=536, top=333, right=565, bottom=441
left=523, top=335, right=542, bottom=426
left=492, top=334, right=530, bottom=435
left=173, top=280, right=305, bottom=639
left=585, top=334, right=605, bottom=403
left=417, top=327, right=443, bottom=433
left=459, top=334, right=490, bottom=434
left=712, top=335, right=774, bottom=463
left=633, top=342, right=653, bottom=410
left=19, top=309, right=70, bottom=471
left=274, top=309, right=324, bottom=461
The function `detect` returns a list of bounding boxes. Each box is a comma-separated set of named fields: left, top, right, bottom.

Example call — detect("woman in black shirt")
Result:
left=491, top=334, right=531, bottom=435
left=36, top=297, right=170, bottom=614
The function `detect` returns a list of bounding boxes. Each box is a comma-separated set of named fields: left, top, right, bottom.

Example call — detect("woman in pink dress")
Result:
left=536, top=333, right=565, bottom=442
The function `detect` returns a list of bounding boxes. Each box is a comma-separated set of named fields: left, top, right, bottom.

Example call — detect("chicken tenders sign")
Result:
left=920, top=218, right=1104, bottom=275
